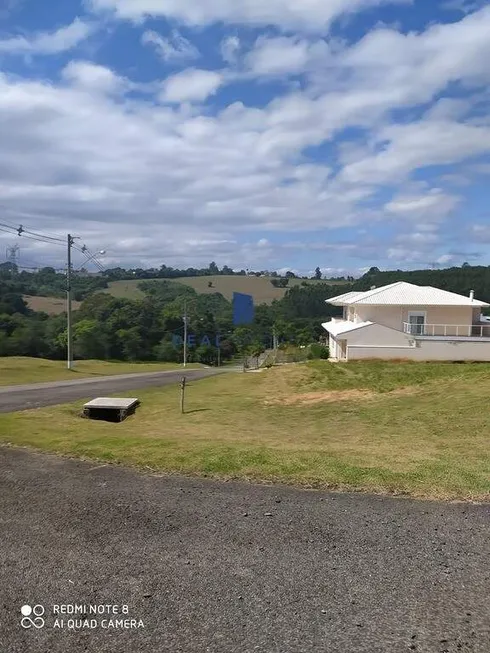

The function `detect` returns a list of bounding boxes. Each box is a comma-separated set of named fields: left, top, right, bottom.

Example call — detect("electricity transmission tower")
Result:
left=5, top=244, right=20, bottom=276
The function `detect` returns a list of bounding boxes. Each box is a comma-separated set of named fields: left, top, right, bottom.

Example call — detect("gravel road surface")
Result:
left=0, top=447, right=489, bottom=652
left=0, top=368, right=224, bottom=413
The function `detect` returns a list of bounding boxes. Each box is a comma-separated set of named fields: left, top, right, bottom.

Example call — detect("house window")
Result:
left=407, top=311, right=427, bottom=335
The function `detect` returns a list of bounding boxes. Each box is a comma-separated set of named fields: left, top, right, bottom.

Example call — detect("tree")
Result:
left=73, top=319, right=108, bottom=359
left=194, top=344, right=217, bottom=365
left=116, top=327, right=145, bottom=361
left=314, top=267, right=322, bottom=280
left=154, top=340, right=181, bottom=363
left=270, top=278, right=289, bottom=288
left=364, top=266, right=380, bottom=276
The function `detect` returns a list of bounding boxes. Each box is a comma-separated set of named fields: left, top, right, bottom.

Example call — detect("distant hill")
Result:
left=102, top=275, right=350, bottom=305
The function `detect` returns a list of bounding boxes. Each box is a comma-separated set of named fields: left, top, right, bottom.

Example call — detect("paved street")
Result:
left=0, top=368, right=224, bottom=413
left=0, top=447, right=489, bottom=652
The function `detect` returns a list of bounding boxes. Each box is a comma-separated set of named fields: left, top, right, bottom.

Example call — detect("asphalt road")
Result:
left=0, top=448, right=489, bottom=653
left=0, top=368, right=224, bottom=413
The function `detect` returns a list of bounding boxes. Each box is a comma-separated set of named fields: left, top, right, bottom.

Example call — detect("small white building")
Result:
left=323, top=281, right=490, bottom=362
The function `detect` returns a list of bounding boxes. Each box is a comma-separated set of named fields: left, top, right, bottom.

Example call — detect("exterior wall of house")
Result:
left=348, top=339, right=490, bottom=361
left=353, top=306, right=403, bottom=330
left=351, top=305, right=476, bottom=333
left=404, top=306, right=473, bottom=327
left=344, top=323, right=410, bottom=347
left=329, top=335, right=347, bottom=360
left=328, top=323, right=410, bottom=360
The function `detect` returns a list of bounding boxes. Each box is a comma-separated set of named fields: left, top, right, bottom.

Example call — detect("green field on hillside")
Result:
left=102, top=275, right=348, bottom=304
left=0, top=357, right=201, bottom=386
left=2, top=360, right=489, bottom=501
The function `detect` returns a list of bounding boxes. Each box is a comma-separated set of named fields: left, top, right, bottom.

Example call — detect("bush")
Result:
left=307, top=343, right=329, bottom=360
left=154, top=340, right=181, bottom=363
left=270, top=278, right=289, bottom=288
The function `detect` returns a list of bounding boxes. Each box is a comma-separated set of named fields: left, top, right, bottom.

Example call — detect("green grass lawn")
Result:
left=1, top=360, right=489, bottom=501
left=102, top=275, right=347, bottom=305
left=0, top=357, right=201, bottom=386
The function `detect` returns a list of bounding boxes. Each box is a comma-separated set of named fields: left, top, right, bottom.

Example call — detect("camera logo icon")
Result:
left=20, top=605, right=45, bottom=629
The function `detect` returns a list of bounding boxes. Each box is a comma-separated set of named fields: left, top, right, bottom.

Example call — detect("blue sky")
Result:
left=1, top=0, right=490, bottom=276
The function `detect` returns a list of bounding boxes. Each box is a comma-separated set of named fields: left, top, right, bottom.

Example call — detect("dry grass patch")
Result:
left=264, top=386, right=419, bottom=406
left=23, top=295, right=81, bottom=314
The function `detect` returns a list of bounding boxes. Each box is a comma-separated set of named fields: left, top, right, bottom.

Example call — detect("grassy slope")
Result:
left=102, top=276, right=348, bottom=304
left=23, top=295, right=82, bottom=315
left=1, top=360, right=489, bottom=500
left=0, top=357, right=200, bottom=386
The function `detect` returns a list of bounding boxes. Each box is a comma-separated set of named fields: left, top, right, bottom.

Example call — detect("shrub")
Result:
left=307, top=343, right=329, bottom=360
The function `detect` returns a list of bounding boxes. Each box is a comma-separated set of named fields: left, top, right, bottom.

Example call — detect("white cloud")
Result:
left=386, top=248, right=425, bottom=263
left=160, top=68, right=224, bottom=103
left=341, top=120, right=490, bottom=185
left=62, top=61, right=124, bottom=94
left=385, top=188, right=460, bottom=221
left=395, top=231, right=440, bottom=246
left=245, top=36, right=330, bottom=77
left=141, top=29, right=199, bottom=63
left=0, top=18, right=93, bottom=55
left=436, top=253, right=459, bottom=265
left=89, top=0, right=411, bottom=32
left=220, top=36, right=241, bottom=64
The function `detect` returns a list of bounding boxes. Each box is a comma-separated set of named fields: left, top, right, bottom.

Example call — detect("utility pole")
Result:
left=183, top=300, right=188, bottom=368
left=67, top=234, right=74, bottom=370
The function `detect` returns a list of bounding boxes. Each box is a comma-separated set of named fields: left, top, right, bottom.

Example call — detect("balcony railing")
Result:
left=403, top=323, right=490, bottom=337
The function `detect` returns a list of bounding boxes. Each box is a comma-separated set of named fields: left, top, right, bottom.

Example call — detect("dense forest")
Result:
left=1, top=260, right=490, bottom=363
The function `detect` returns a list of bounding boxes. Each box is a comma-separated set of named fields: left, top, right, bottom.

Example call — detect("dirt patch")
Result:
left=265, top=387, right=417, bottom=406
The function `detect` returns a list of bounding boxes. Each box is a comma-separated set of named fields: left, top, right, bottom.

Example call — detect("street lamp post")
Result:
left=67, top=235, right=74, bottom=370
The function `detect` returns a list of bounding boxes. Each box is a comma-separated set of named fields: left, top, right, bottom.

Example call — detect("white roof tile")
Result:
left=324, top=290, right=365, bottom=303
left=322, top=320, right=374, bottom=336
left=327, top=281, right=488, bottom=307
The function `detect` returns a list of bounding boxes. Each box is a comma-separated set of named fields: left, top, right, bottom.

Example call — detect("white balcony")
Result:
left=403, top=323, right=490, bottom=338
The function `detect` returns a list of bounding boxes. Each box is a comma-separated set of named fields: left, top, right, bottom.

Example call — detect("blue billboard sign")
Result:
left=233, top=292, right=254, bottom=325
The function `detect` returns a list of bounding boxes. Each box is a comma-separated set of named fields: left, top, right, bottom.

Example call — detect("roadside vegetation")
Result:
left=1, top=360, right=489, bottom=501
left=0, top=357, right=201, bottom=386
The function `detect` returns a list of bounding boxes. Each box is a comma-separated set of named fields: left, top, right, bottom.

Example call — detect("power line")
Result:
left=23, top=228, right=65, bottom=243
left=0, top=225, right=17, bottom=236
left=0, top=225, right=66, bottom=248
left=74, top=244, right=106, bottom=272
left=0, top=222, right=105, bottom=271
left=0, top=220, right=66, bottom=246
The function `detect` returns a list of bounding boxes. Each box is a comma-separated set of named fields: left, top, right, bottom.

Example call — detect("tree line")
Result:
left=2, top=261, right=490, bottom=363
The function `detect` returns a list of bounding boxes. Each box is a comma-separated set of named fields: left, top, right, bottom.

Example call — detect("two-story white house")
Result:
left=323, top=281, right=490, bottom=361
